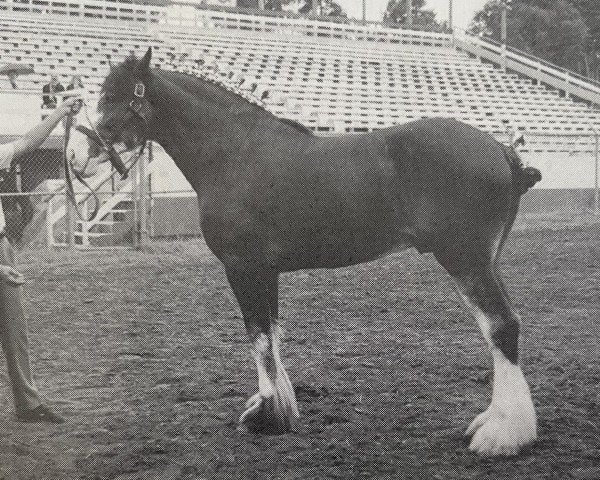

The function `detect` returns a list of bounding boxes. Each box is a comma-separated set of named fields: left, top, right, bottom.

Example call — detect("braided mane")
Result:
left=161, top=56, right=313, bottom=135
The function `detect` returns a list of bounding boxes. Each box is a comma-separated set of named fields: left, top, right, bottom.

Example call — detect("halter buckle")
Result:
left=134, top=82, right=145, bottom=98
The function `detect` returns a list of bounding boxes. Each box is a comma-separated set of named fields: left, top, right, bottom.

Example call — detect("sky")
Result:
left=335, top=0, right=489, bottom=31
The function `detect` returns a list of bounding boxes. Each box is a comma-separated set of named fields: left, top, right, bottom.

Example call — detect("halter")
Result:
left=63, top=82, right=149, bottom=222
left=78, top=81, right=149, bottom=180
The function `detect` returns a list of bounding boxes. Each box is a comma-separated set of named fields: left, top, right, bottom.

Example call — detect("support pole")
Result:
left=65, top=192, right=75, bottom=248
left=448, top=0, right=453, bottom=33
left=595, top=130, right=599, bottom=215
left=46, top=195, right=54, bottom=250
left=15, top=163, right=21, bottom=192
left=362, top=0, right=366, bottom=23
left=62, top=129, right=75, bottom=249
left=132, top=155, right=139, bottom=249
left=501, top=0, right=508, bottom=72
left=407, top=0, right=413, bottom=29
left=138, top=142, right=149, bottom=247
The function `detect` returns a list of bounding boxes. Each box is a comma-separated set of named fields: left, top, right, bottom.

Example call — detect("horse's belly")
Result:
left=275, top=228, right=414, bottom=272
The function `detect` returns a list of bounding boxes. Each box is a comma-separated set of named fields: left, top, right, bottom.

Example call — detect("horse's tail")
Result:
left=492, top=143, right=541, bottom=262
left=503, top=144, right=542, bottom=196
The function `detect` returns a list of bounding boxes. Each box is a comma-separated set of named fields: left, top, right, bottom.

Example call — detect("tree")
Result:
left=236, top=0, right=346, bottom=17
left=469, top=0, right=589, bottom=75
left=236, top=0, right=259, bottom=9
left=383, top=0, right=442, bottom=30
left=321, top=0, right=346, bottom=17
left=569, top=0, right=600, bottom=78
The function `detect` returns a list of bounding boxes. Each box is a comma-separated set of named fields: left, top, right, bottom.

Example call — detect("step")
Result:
left=77, top=220, right=119, bottom=226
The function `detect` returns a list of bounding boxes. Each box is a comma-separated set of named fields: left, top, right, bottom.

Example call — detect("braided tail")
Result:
left=503, top=144, right=542, bottom=195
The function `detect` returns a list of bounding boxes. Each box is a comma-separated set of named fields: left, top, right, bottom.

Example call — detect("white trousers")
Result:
left=0, top=236, right=42, bottom=412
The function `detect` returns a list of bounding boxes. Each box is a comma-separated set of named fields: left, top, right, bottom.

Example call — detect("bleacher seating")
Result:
left=1, top=2, right=600, bottom=156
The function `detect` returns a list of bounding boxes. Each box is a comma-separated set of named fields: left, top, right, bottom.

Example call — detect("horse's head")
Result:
left=68, top=47, right=155, bottom=178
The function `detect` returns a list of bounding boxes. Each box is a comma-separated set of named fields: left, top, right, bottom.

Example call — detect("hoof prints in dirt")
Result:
left=1, top=226, right=599, bottom=479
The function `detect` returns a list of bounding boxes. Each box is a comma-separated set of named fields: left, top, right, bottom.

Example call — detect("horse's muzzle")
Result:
left=74, top=125, right=129, bottom=178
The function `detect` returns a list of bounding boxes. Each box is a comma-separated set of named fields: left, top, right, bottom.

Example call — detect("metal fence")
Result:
left=0, top=143, right=202, bottom=250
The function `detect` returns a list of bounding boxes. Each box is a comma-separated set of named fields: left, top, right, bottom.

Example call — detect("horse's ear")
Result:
left=138, top=47, right=152, bottom=71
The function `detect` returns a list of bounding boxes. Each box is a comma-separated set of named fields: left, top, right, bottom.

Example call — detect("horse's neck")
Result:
left=148, top=73, right=302, bottom=193
left=149, top=75, right=261, bottom=180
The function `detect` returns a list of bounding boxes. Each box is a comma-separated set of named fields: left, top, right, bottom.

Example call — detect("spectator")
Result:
left=0, top=94, right=81, bottom=423
left=66, top=75, right=84, bottom=91
left=41, top=75, right=64, bottom=109
left=7, top=72, right=18, bottom=90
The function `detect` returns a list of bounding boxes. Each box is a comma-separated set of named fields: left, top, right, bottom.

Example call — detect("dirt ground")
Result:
left=0, top=215, right=598, bottom=480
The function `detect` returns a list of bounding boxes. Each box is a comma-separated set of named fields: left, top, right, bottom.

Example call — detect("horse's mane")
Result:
left=157, top=58, right=313, bottom=136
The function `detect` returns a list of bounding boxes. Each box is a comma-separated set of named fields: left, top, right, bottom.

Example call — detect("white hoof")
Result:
left=466, top=350, right=538, bottom=456
left=237, top=392, right=295, bottom=434
left=466, top=403, right=537, bottom=456
left=239, top=393, right=263, bottom=424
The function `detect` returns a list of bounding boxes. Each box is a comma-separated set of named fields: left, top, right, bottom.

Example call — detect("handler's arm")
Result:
left=0, top=264, right=25, bottom=286
left=9, top=96, right=82, bottom=163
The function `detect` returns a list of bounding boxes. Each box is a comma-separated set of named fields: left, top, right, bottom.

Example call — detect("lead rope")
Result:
left=81, top=100, right=146, bottom=180
left=63, top=108, right=100, bottom=222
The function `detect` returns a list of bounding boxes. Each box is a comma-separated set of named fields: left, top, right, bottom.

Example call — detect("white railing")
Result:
left=0, top=0, right=454, bottom=48
left=164, top=8, right=453, bottom=48
left=75, top=155, right=158, bottom=241
left=0, top=0, right=163, bottom=24
left=454, top=31, right=600, bottom=106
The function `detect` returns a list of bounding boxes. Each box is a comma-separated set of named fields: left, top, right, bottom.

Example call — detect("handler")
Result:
left=0, top=94, right=81, bottom=423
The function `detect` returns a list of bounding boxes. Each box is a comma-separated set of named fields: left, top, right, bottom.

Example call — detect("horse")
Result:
left=67, top=48, right=542, bottom=456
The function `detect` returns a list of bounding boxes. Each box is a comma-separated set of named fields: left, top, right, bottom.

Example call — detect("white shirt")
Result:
left=0, top=142, right=15, bottom=231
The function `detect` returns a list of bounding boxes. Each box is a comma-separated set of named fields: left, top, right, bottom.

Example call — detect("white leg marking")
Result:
left=270, top=326, right=299, bottom=419
left=239, top=334, right=274, bottom=426
left=239, top=329, right=299, bottom=430
left=253, top=333, right=275, bottom=399
left=467, top=349, right=537, bottom=456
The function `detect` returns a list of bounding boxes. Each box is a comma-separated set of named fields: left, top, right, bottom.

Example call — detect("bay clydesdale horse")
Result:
left=67, top=48, right=542, bottom=456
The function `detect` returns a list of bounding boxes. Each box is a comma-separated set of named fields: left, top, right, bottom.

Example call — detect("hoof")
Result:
left=238, top=393, right=293, bottom=435
left=466, top=405, right=536, bottom=456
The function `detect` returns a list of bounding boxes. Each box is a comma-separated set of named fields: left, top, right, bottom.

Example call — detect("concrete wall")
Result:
left=519, top=188, right=597, bottom=214
left=523, top=151, right=597, bottom=189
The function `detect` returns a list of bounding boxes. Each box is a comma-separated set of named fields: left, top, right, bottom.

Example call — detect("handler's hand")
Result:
left=0, top=265, right=25, bottom=286
left=57, top=95, right=83, bottom=116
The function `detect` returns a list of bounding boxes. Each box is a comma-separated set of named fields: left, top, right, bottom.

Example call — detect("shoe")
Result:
left=16, top=405, right=65, bottom=424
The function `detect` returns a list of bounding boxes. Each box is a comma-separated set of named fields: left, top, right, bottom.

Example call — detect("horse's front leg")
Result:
left=225, top=267, right=299, bottom=434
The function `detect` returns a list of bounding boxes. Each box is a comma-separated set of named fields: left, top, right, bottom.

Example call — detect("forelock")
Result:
left=100, top=56, right=139, bottom=107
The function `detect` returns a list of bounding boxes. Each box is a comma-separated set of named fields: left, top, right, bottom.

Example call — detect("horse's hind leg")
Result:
left=225, top=267, right=298, bottom=434
left=435, top=239, right=537, bottom=456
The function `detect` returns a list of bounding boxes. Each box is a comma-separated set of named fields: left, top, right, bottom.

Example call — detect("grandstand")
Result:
left=1, top=0, right=599, bottom=246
